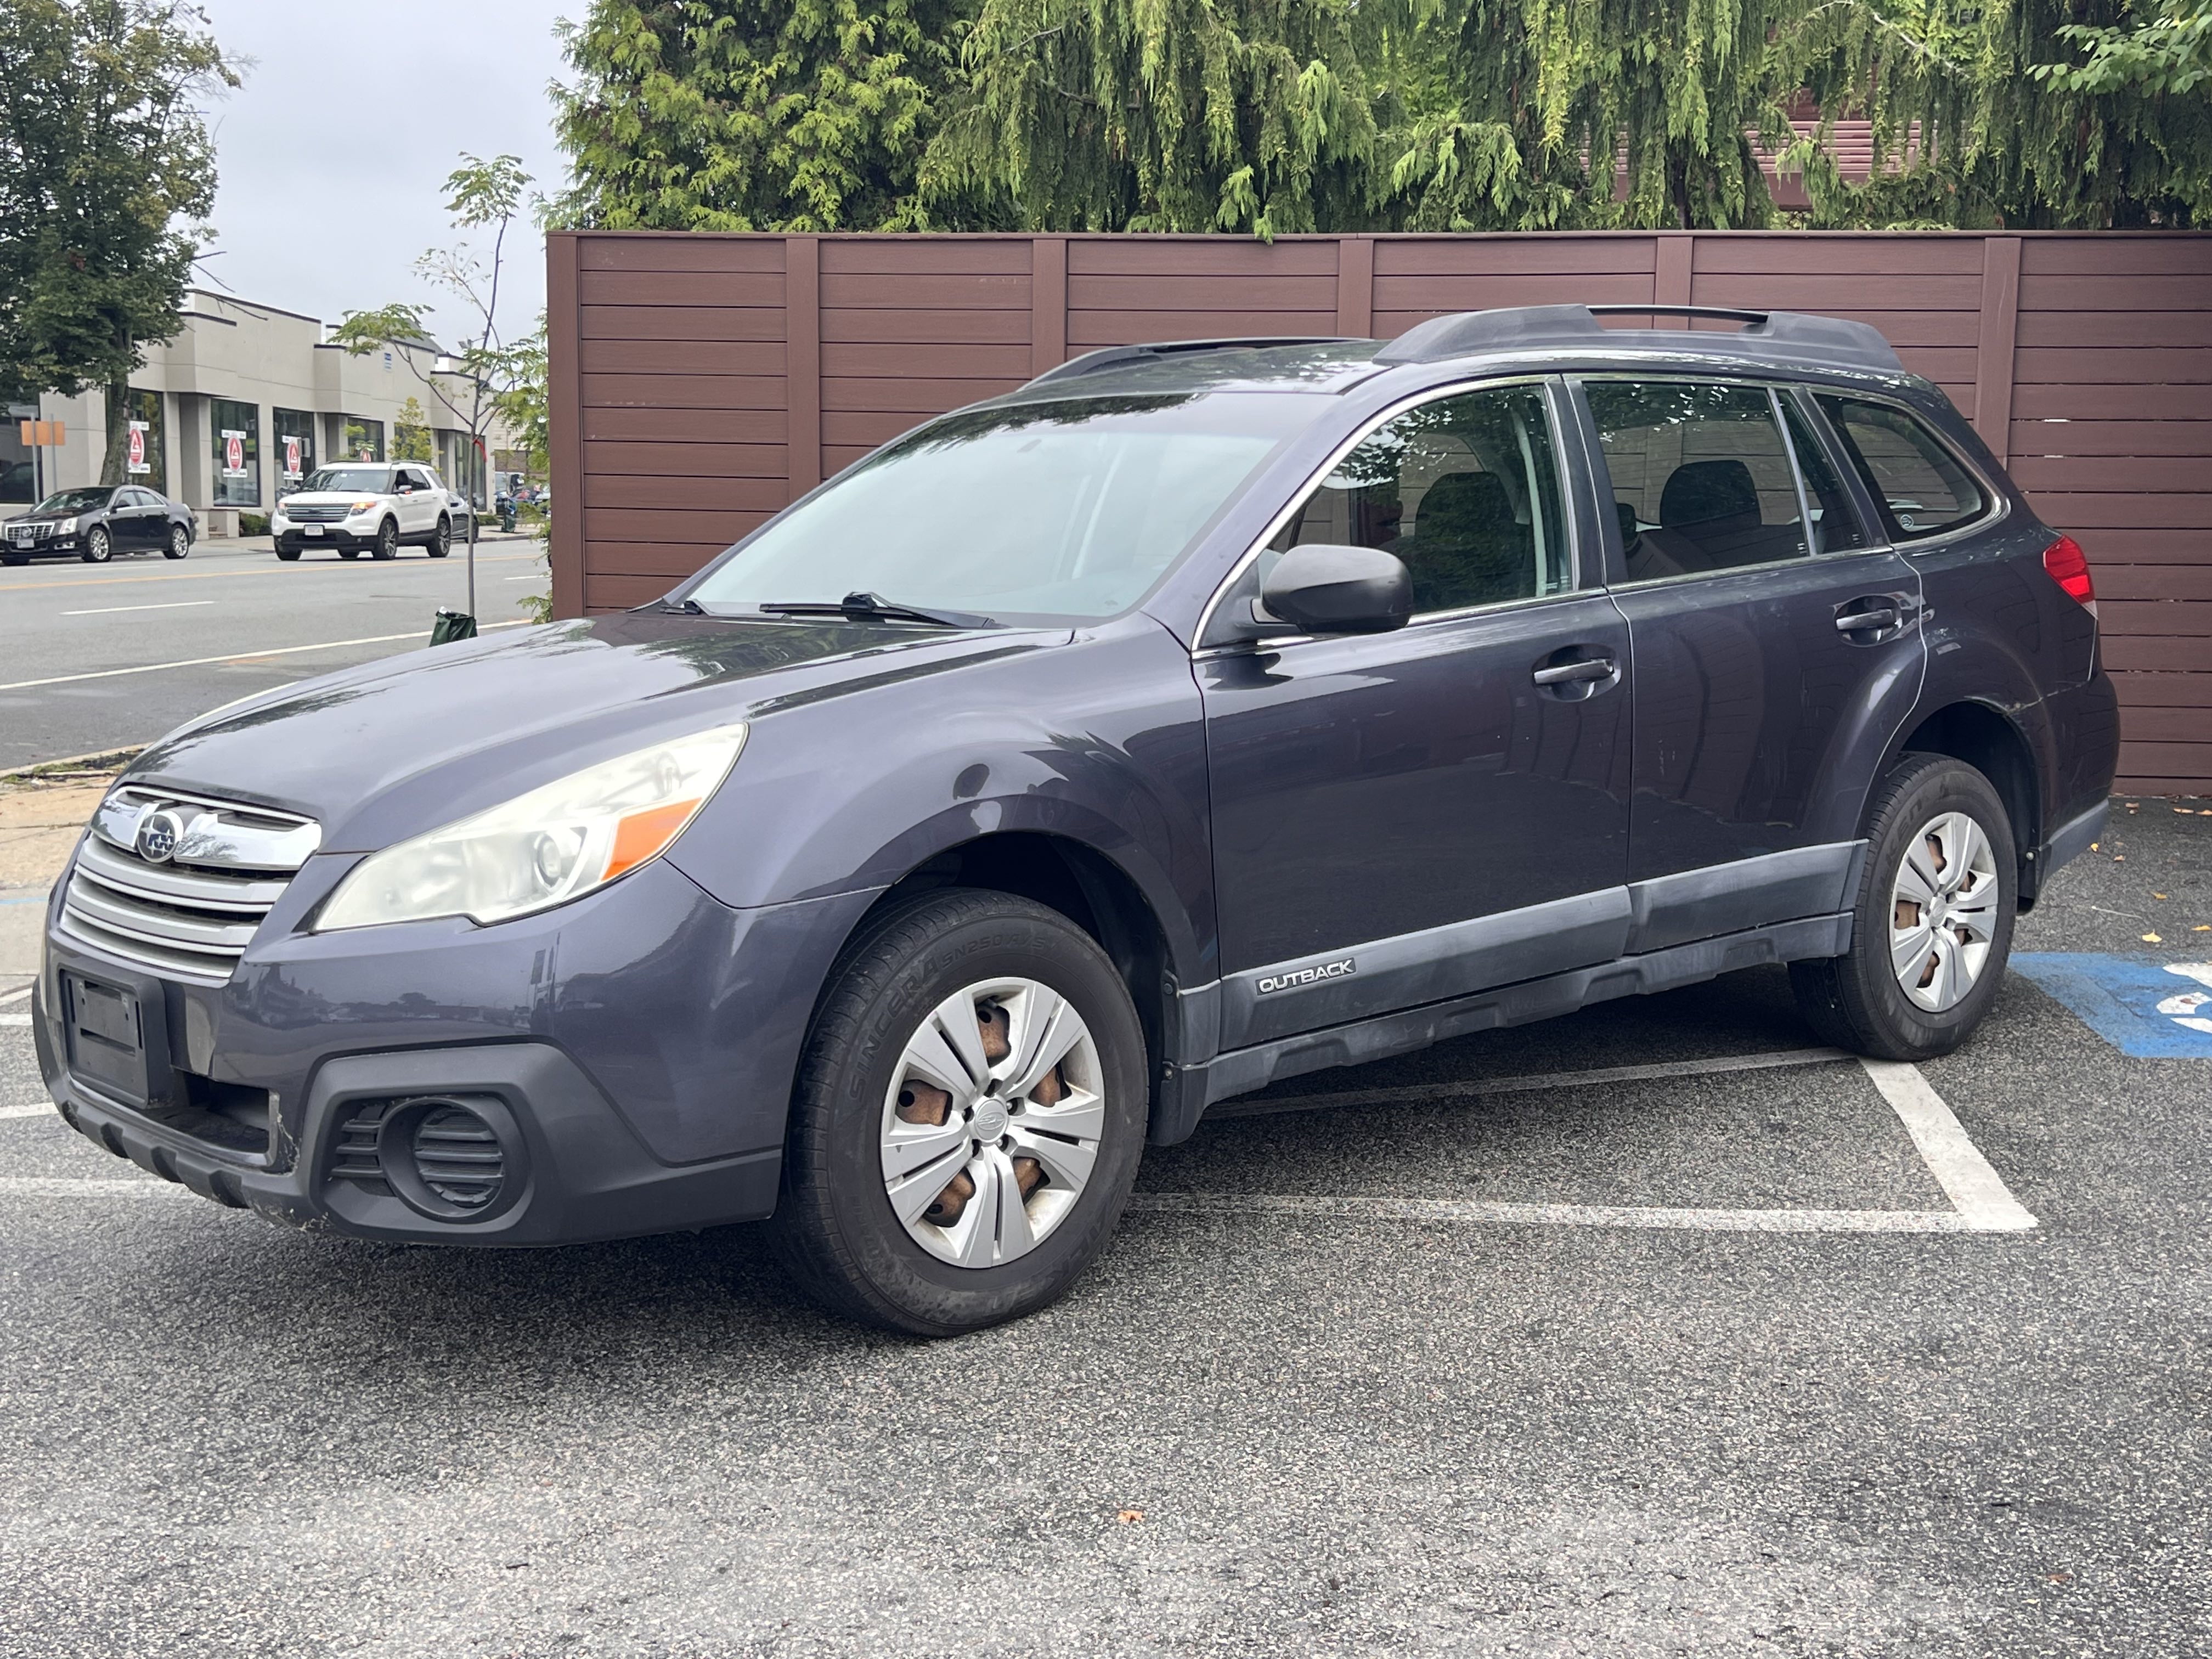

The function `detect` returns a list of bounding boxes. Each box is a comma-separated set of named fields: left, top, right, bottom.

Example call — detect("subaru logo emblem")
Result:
left=136, top=808, right=184, bottom=864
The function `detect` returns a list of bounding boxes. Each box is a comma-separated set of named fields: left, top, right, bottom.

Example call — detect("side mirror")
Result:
left=1257, top=543, right=1413, bottom=636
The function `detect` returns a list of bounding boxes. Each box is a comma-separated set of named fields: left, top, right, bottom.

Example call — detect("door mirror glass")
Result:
left=1259, top=543, right=1413, bottom=635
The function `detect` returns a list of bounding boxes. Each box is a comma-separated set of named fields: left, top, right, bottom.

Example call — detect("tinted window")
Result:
left=1587, top=381, right=1810, bottom=581
left=1779, top=396, right=1869, bottom=554
left=1816, top=397, right=1987, bottom=541
left=689, top=394, right=1299, bottom=625
left=1267, top=383, right=1569, bottom=614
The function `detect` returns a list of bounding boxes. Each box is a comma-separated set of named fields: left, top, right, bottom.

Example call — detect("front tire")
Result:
left=427, top=515, right=450, bottom=557
left=371, top=518, right=399, bottom=561
left=770, top=889, right=1149, bottom=1336
left=1791, top=754, right=2018, bottom=1062
left=163, top=525, right=189, bottom=560
left=275, top=545, right=301, bottom=562
left=81, top=527, right=112, bottom=564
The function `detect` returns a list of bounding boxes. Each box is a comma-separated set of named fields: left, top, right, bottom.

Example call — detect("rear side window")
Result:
left=1816, top=397, right=1988, bottom=541
left=1585, top=381, right=1813, bottom=580
left=1268, top=383, right=1570, bottom=615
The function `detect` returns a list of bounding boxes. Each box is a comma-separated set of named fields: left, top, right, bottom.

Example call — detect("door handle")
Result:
left=1834, top=596, right=1915, bottom=636
left=1532, top=654, right=1617, bottom=686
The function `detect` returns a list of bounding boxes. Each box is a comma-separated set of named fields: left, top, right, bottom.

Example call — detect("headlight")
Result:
left=348, top=498, right=379, bottom=515
left=56, top=516, right=77, bottom=534
left=315, top=725, right=748, bottom=932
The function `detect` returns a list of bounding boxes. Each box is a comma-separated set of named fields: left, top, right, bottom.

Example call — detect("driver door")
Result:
left=1198, top=380, right=1635, bottom=1051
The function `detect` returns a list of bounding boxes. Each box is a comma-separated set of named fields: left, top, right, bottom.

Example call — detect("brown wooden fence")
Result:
left=548, top=229, right=2212, bottom=795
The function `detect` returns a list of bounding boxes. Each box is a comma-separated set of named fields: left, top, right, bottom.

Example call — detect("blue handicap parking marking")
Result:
left=2010, top=954, right=2212, bottom=1059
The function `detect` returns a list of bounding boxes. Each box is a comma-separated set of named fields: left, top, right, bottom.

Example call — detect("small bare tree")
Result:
left=329, top=153, right=532, bottom=620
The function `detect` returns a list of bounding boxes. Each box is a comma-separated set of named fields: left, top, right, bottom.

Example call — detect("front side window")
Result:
left=1587, top=380, right=1813, bottom=582
left=1817, top=396, right=1988, bottom=542
left=1267, top=382, right=1570, bottom=615
left=688, top=394, right=1299, bottom=625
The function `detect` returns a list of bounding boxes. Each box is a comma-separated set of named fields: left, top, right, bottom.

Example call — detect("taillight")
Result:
left=2042, top=535, right=2097, bottom=615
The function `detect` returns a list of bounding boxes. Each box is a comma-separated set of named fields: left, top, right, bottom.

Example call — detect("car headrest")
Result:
left=1414, top=471, right=1515, bottom=540
left=1660, top=459, right=1761, bottom=528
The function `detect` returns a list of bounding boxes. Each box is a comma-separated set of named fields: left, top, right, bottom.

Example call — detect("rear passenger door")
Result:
left=1575, top=377, right=1927, bottom=952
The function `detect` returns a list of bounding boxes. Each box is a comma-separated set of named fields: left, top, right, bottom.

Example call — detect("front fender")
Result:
left=665, top=619, right=1215, bottom=985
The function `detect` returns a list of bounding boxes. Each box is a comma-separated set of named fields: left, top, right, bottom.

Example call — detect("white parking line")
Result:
left=0, top=1177, right=161, bottom=1195
left=0, top=1014, right=29, bottom=1028
left=61, top=600, right=217, bottom=617
left=1134, top=1056, right=2038, bottom=1236
left=0, top=1104, right=54, bottom=1120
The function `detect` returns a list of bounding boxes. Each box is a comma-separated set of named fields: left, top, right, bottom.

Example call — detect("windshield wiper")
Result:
left=757, top=591, right=996, bottom=629
left=645, top=596, right=708, bottom=615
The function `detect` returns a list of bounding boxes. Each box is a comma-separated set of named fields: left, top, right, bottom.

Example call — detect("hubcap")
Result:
left=879, top=977, right=1104, bottom=1268
left=1890, top=811, right=2001, bottom=1012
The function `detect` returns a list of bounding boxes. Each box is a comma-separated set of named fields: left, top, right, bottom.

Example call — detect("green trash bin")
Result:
left=429, top=608, right=478, bottom=646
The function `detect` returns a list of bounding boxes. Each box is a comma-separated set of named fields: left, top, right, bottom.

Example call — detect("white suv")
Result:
left=272, top=462, right=459, bottom=562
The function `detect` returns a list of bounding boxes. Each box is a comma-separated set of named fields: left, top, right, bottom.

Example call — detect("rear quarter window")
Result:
left=1817, top=397, right=1989, bottom=542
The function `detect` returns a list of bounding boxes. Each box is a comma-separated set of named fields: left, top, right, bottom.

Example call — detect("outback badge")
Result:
left=1257, top=957, right=1357, bottom=995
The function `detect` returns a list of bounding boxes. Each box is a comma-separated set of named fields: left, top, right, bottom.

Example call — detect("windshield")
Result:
left=31, top=488, right=114, bottom=515
left=303, top=466, right=392, bottom=494
left=686, top=394, right=1301, bottom=624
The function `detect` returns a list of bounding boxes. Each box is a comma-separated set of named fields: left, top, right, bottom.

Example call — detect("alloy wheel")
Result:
left=879, top=977, right=1104, bottom=1268
left=1890, top=811, right=2001, bottom=1012
left=83, top=528, right=111, bottom=563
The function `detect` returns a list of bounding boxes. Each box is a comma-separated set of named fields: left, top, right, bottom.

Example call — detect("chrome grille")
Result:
left=6, top=521, right=52, bottom=544
left=60, top=786, right=320, bottom=983
left=281, top=503, right=350, bottom=523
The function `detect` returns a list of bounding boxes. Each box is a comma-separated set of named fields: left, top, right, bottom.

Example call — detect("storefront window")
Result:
left=272, top=407, right=317, bottom=497
left=110, top=388, right=167, bottom=495
left=343, top=417, right=385, bottom=462
left=211, top=397, right=260, bottom=507
left=1, top=406, right=33, bottom=504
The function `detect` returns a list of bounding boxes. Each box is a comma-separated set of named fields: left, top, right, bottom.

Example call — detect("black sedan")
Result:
left=1, top=485, right=196, bottom=565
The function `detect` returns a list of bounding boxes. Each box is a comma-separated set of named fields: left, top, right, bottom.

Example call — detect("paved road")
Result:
left=0, top=533, right=548, bottom=771
left=1, top=807, right=2205, bottom=1654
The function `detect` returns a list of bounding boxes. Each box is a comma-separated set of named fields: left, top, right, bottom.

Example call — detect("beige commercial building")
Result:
left=5, top=291, right=517, bottom=535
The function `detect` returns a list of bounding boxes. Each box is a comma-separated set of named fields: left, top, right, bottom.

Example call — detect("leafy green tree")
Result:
left=2039, top=0, right=2212, bottom=94
left=920, top=0, right=1383, bottom=233
left=0, top=1, right=238, bottom=477
left=393, top=395, right=434, bottom=462
left=331, top=154, right=533, bottom=611
left=1823, top=0, right=2212, bottom=228
left=551, top=0, right=976, bottom=229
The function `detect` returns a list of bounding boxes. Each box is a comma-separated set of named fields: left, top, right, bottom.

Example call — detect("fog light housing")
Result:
left=325, top=1093, right=527, bottom=1222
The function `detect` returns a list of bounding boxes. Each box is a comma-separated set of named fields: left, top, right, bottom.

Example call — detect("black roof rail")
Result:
left=1022, top=336, right=1359, bottom=390
left=1375, top=303, right=1903, bottom=373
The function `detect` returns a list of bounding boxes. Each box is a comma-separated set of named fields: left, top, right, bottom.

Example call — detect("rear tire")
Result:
left=337, top=548, right=360, bottom=561
left=1791, top=754, right=2017, bottom=1062
left=769, top=889, right=1148, bottom=1336
left=427, top=515, right=450, bottom=558
left=163, top=525, right=189, bottom=560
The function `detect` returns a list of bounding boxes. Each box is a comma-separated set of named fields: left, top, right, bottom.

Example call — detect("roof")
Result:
left=998, top=304, right=1909, bottom=402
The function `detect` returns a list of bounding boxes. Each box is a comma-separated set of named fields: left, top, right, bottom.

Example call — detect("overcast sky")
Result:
left=193, top=0, right=574, bottom=351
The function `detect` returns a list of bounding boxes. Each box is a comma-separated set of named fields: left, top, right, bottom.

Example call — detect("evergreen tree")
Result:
left=919, top=0, right=1383, bottom=233
left=0, top=1, right=237, bottom=478
left=552, top=0, right=975, bottom=230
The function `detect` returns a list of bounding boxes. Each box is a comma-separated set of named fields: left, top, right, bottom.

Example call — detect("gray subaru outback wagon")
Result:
left=35, top=304, right=2118, bottom=1334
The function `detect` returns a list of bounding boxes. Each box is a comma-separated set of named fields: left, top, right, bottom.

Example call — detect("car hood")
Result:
left=275, top=492, right=381, bottom=507
left=122, top=612, right=1068, bottom=851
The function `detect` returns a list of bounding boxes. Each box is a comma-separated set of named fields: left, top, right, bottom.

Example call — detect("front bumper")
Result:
left=275, top=523, right=375, bottom=551
left=36, top=855, right=881, bottom=1245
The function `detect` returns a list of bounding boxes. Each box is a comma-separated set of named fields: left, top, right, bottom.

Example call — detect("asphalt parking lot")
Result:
left=1, top=804, right=2206, bottom=1657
